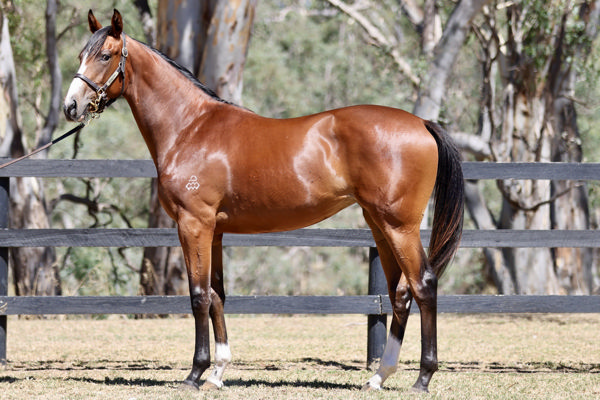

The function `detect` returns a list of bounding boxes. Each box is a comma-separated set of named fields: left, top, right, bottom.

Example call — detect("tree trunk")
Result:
left=421, top=0, right=441, bottom=56
left=140, top=0, right=257, bottom=297
left=483, top=1, right=599, bottom=294
left=156, top=0, right=218, bottom=77
left=547, top=3, right=600, bottom=294
left=198, top=0, right=257, bottom=104
left=134, top=0, right=157, bottom=46
left=0, top=6, right=60, bottom=296
left=494, top=88, right=557, bottom=294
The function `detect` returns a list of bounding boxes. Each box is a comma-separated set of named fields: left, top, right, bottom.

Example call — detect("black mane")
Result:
left=81, top=28, right=235, bottom=106
left=142, top=40, right=235, bottom=106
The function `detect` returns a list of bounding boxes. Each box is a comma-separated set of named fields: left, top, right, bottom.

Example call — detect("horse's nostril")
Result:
left=64, top=100, right=78, bottom=120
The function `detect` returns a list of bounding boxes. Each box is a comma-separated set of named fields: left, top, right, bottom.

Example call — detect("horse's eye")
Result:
left=101, top=54, right=111, bottom=62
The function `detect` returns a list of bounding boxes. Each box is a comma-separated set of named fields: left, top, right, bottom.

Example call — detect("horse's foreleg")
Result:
left=203, top=235, right=231, bottom=390
left=178, top=214, right=215, bottom=390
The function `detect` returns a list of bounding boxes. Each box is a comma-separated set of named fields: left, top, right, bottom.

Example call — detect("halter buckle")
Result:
left=89, top=93, right=104, bottom=114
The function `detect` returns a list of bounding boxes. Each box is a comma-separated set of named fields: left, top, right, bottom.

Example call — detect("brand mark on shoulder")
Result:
left=186, top=175, right=200, bottom=191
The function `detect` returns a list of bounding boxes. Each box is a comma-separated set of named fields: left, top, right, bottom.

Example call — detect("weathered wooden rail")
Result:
left=0, top=160, right=599, bottom=367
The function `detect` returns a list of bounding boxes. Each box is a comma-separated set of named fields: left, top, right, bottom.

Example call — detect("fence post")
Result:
left=367, top=247, right=387, bottom=370
left=0, top=176, right=8, bottom=364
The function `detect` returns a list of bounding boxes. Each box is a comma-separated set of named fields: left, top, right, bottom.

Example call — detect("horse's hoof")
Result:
left=201, top=380, right=222, bottom=391
left=178, top=380, right=200, bottom=391
left=361, top=382, right=381, bottom=391
left=409, top=384, right=429, bottom=394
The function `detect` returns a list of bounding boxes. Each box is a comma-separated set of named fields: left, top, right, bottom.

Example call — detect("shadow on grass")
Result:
left=440, top=360, right=600, bottom=374
left=68, top=376, right=176, bottom=387
left=298, top=357, right=362, bottom=371
left=62, top=375, right=361, bottom=390
left=224, top=377, right=360, bottom=390
left=7, top=359, right=183, bottom=372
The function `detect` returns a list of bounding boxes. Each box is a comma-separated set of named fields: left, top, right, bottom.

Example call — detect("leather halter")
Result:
left=74, top=34, right=128, bottom=114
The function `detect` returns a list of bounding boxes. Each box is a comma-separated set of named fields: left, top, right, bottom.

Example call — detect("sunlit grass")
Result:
left=2, top=314, right=598, bottom=399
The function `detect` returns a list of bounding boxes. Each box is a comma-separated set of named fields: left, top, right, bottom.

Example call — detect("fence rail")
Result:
left=2, top=159, right=600, bottom=179
left=1, top=295, right=598, bottom=316
left=2, top=228, right=600, bottom=248
left=1, top=159, right=599, bottom=367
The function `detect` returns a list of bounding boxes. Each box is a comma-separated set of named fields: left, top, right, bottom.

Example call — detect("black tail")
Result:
left=424, top=120, right=464, bottom=277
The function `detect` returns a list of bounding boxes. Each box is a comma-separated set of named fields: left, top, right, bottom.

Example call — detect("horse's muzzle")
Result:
left=64, top=99, right=79, bottom=122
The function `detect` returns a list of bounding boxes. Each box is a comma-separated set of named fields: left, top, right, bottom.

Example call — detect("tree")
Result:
left=139, top=0, right=257, bottom=297
left=467, top=0, right=600, bottom=294
left=0, top=1, right=61, bottom=296
left=327, top=0, right=490, bottom=120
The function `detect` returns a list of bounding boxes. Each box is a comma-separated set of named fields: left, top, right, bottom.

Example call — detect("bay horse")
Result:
left=64, top=9, right=464, bottom=393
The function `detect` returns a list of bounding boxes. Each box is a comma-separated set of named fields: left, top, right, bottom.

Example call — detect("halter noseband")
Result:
left=74, top=34, right=128, bottom=114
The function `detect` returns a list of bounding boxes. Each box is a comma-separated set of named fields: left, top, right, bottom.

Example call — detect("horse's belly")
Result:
left=215, top=194, right=355, bottom=234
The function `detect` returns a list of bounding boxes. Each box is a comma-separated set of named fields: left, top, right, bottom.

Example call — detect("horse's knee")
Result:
left=190, top=288, right=211, bottom=313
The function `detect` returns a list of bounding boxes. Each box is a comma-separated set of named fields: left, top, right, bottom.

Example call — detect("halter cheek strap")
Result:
left=74, top=34, right=128, bottom=114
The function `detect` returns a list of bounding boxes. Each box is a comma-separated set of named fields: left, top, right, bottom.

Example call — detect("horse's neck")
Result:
left=123, top=39, right=216, bottom=169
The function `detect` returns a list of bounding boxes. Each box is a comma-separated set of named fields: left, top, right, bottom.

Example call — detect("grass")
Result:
left=1, top=314, right=599, bottom=399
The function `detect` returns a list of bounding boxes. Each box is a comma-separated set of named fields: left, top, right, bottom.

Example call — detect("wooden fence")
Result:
left=0, top=159, right=599, bottom=367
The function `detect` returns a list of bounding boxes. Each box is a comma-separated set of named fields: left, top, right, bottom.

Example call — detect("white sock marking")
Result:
left=365, top=333, right=402, bottom=389
left=207, top=342, right=231, bottom=387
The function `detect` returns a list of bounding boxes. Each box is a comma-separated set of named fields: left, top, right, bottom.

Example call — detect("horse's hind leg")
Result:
left=388, top=229, right=438, bottom=393
left=362, top=213, right=414, bottom=391
left=203, top=234, right=231, bottom=390
left=363, top=212, right=439, bottom=392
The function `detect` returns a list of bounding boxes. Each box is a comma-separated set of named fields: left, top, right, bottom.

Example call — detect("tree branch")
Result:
left=50, top=191, right=134, bottom=229
left=398, top=0, right=424, bottom=28
left=56, top=7, right=80, bottom=42
left=497, top=180, right=582, bottom=213
left=326, top=0, right=420, bottom=87
left=414, top=0, right=492, bottom=120
left=452, top=131, right=493, bottom=160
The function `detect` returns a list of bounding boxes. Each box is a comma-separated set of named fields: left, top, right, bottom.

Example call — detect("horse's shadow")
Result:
left=62, top=376, right=360, bottom=390
left=1, top=357, right=367, bottom=391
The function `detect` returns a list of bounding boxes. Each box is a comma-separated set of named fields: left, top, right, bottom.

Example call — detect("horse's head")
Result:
left=64, top=9, right=128, bottom=122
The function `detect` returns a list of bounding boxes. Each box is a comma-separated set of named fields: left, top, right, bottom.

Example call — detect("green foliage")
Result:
left=6, top=1, right=151, bottom=296
left=243, top=1, right=412, bottom=117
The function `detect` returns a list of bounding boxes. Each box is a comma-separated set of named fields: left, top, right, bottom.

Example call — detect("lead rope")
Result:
left=0, top=114, right=97, bottom=169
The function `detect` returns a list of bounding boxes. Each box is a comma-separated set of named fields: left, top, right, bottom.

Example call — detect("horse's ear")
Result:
left=88, top=10, right=102, bottom=33
left=110, top=9, right=123, bottom=38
